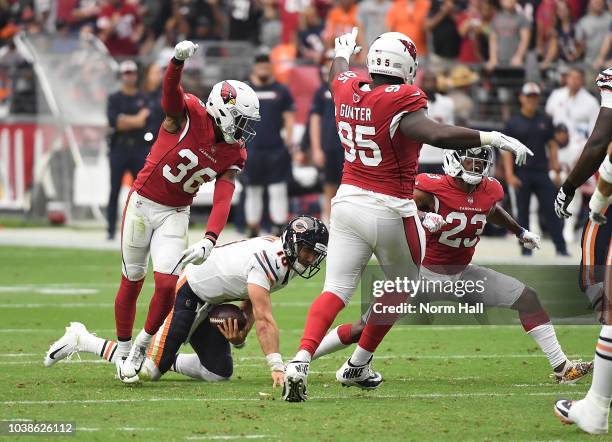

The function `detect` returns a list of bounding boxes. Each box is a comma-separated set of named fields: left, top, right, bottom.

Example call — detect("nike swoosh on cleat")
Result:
left=49, top=344, right=67, bottom=360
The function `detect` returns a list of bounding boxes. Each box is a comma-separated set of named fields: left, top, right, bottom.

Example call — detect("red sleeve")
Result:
left=162, top=59, right=186, bottom=117
left=487, top=178, right=505, bottom=203
left=415, top=173, right=443, bottom=193
left=397, top=85, right=429, bottom=113
left=231, top=147, right=247, bottom=171
left=330, top=71, right=365, bottom=97
left=205, top=178, right=236, bottom=241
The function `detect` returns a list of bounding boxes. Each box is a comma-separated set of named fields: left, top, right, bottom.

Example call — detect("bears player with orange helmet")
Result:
left=311, top=146, right=593, bottom=385
left=108, top=40, right=261, bottom=383
left=283, top=28, right=533, bottom=402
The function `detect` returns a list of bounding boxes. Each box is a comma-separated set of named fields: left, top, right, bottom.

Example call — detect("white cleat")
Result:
left=283, top=361, right=309, bottom=402
left=44, top=322, right=88, bottom=367
left=118, top=342, right=147, bottom=383
left=336, top=356, right=383, bottom=390
left=554, top=398, right=609, bottom=435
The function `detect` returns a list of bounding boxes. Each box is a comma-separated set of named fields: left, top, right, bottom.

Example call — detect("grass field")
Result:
left=0, top=246, right=606, bottom=441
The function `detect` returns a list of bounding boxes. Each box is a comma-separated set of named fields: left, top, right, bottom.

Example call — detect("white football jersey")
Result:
left=184, top=236, right=294, bottom=304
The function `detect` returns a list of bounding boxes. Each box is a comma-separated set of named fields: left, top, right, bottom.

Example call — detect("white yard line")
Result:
left=0, top=390, right=589, bottom=406
left=0, top=353, right=592, bottom=366
left=186, top=436, right=269, bottom=440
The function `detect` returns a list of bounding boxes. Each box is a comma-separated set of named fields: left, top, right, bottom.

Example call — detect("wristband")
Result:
left=479, top=131, right=494, bottom=146
left=204, top=231, right=218, bottom=245
left=266, top=353, right=284, bottom=372
left=233, top=339, right=246, bottom=349
left=516, top=227, right=526, bottom=239
left=171, top=57, right=184, bottom=66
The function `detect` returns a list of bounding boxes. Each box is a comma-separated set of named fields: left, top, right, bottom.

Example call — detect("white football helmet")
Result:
left=443, top=147, right=494, bottom=185
left=367, top=32, right=418, bottom=84
left=206, top=80, right=261, bottom=144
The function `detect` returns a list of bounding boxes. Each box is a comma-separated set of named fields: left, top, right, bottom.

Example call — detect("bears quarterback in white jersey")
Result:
left=44, top=216, right=328, bottom=387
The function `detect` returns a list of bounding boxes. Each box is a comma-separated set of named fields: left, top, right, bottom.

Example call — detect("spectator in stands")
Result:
left=592, top=29, right=611, bottom=71
left=425, top=0, right=461, bottom=71
left=97, top=0, right=143, bottom=56
left=576, top=0, right=610, bottom=68
left=106, top=60, right=150, bottom=240
left=357, top=0, right=391, bottom=48
left=503, top=82, right=568, bottom=256
left=188, top=0, right=224, bottom=41
left=456, top=0, right=495, bottom=64
left=228, top=0, right=262, bottom=44
left=545, top=67, right=600, bottom=156
left=309, top=57, right=343, bottom=226
left=244, top=52, right=295, bottom=237
left=298, top=5, right=325, bottom=64
left=69, top=1, right=102, bottom=35
left=417, top=71, right=455, bottom=173
left=443, top=64, right=478, bottom=125
left=486, top=0, right=530, bottom=70
left=260, top=0, right=281, bottom=48
left=323, top=0, right=359, bottom=48
left=548, top=0, right=581, bottom=66
left=386, top=0, right=431, bottom=56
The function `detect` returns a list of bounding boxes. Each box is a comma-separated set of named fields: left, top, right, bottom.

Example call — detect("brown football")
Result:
left=208, top=303, right=247, bottom=330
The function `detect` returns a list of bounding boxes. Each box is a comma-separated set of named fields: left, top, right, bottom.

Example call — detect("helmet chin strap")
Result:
left=462, top=172, right=483, bottom=185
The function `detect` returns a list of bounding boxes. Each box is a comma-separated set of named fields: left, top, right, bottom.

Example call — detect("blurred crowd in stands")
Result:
left=0, top=0, right=610, bottom=248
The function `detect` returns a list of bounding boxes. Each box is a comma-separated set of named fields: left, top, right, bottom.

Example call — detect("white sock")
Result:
left=79, top=334, right=118, bottom=363
left=116, top=339, right=131, bottom=358
left=527, top=323, right=567, bottom=370
left=294, top=349, right=312, bottom=363
left=313, top=326, right=349, bottom=360
left=134, top=329, right=154, bottom=348
left=585, top=325, right=612, bottom=410
left=173, top=354, right=227, bottom=381
left=349, top=345, right=372, bottom=366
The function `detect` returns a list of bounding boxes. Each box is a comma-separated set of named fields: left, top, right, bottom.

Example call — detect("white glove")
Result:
left=334, top=27, right=362, bottom=62
left=482, top=131, right=533, bottom=166
left=519, top=229, right=540, bottom=250
left=422, top=212, right=447, bottom=233
left=554, top=184, right=575, bottom=219
left=181, top=238, right=214, bottom=266
left=174, top=40, right=199, bottom=61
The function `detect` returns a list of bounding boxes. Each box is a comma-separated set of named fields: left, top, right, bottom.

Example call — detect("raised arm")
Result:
left=328, top=27, right=361, bottom=89
left=161, top=41, right=199, bottom=134
left=398, top=109, right=533, bottom=165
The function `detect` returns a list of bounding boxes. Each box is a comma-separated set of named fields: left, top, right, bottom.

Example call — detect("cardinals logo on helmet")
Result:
left=399, top=39, right=417, bottom=60
left=220, top=81, right=237, bottom=105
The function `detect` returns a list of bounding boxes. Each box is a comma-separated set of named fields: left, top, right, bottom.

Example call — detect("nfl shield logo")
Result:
left=353, top=93, right=361, bottom=103
left=467, top=196, right=474, bottom=204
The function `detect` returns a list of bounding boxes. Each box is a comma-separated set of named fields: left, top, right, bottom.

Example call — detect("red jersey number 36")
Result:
left=162, top=149, right=216, bottom=194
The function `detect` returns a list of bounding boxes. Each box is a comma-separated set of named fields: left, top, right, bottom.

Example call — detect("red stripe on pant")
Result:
left=358, top=215, right=423, bottom=352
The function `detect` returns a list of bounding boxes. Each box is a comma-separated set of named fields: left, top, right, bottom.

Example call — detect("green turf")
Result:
left=0, top=247, right=606, bottom=441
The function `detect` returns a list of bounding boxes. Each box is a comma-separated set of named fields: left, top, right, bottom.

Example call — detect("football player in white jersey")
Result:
left=553, top=67, right=612, bottom=435
left=44, top=216, right=328, bottom=386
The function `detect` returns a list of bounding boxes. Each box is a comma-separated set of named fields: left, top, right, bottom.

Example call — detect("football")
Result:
left=208, top=303, right=247, bottom=330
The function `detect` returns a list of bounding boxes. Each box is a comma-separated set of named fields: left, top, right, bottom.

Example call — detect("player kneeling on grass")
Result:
left=313, top=147, right=592, bottom=384
left=44, top=215, right=328, bottom=386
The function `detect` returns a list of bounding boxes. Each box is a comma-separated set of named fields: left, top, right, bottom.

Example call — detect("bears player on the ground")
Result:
left=282, top=28, right=533, bottom=402
left=45, top=216, right=328, bottom=387
left=553, top=68, right=612, bottom=435
left=312, top=147, right=593, bottom=385
left=110, top=40, right=261, bottom=383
